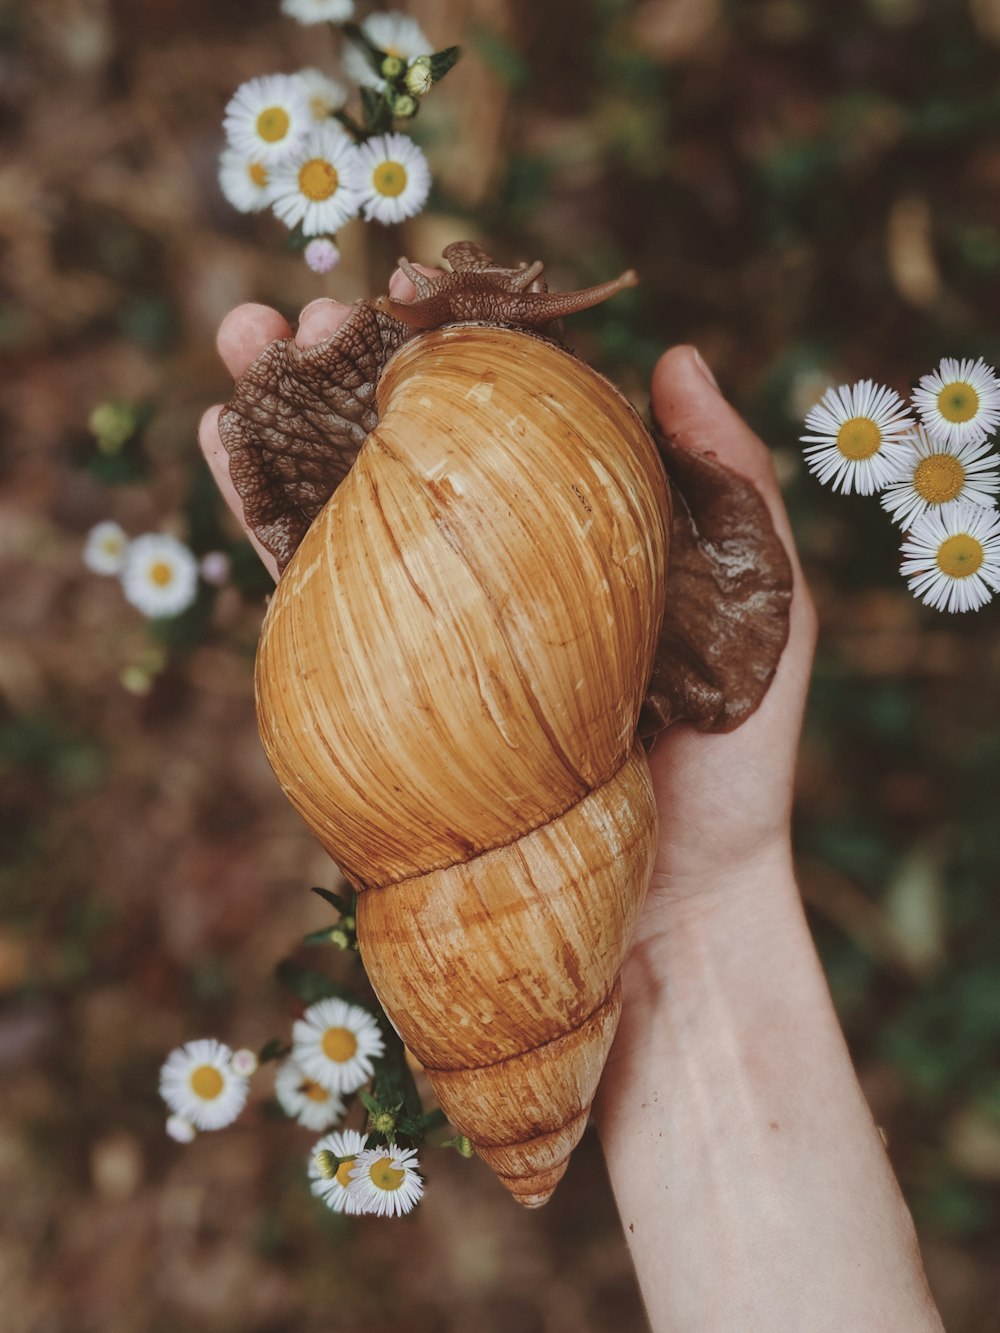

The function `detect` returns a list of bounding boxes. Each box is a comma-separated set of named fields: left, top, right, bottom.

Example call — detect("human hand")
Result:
left=200, top=295, right=815, bottom=1025
left=612, top=347, right=818, bottom=1035
left=592, top=355, right=942, bottom=1331
left=198, top=269, right=428, bottom=574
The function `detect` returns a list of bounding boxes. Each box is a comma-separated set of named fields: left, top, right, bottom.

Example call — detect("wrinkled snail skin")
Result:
left=255, top=325, right=671, bottom=1205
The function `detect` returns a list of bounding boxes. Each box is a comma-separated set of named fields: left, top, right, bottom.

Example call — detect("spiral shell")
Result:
left=255, top=323, right=671, bottom=1204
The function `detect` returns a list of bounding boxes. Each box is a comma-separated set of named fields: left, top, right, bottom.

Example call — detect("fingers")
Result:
left=205, top=298, right=355, bottom=584
left=651, top=346, right=789, bottom=537
left=204, top=272, right=439, bottom=583
left=295, top=297, right=355, bottom=347
left=388, top=262, right=440, bottom=301
left=217, top=304, right=293, bottom=379
left=198, top=405, right=279, bottom=581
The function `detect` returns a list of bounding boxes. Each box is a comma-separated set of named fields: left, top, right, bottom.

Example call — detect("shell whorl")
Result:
left=255, top=325, right=671, bottom=1203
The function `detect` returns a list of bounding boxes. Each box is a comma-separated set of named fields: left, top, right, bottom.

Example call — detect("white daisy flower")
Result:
left=269, top=122, right=362, bottom=237
left=347, top=1144, right=424, bottom=1217
left=282, top=0, right=355, bottom=24
left=223, top=74, right=311, bottom=166
left=121, top=533, right=199, bottom=619
left=166, top=1114, right=196, bottom=1144
left=355, top=132, right=431, bottom=225
left=303, top=237, right=341, bottom=273
left=218, top=148, right=272, bottom=214
left=801, top=379, right=915, bottom=495
left=83, top=520, right=129, bottom=575
left=912, top=356, right=1000, bottom=448
left=880, top=426, right=1000, bottom=529
left=343, top=11, right=433, bottom=91
left=296, top=67, right=348, bottom=122
left=159, top=1038, right=250, bottom=1131
left=275, top=1058, right=346, bottom=1131
left=900, top=500, right=1000, bottom=613
left=291, top=996, right=385, bottom=1095
left=308, top=1127, right=368, bottom=1213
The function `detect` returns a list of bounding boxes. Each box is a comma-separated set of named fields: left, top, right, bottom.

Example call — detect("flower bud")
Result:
left=370, top=1108, right=398, bottom=1136
left=405, top=57, right=433, bottom=96
left=166, top=1114, right=196, bottom=1144
left=230, top=1048, right=258, bottom=1077
left=391, top=93, right=418, bottom=119
left=313, top=1149, right=338, bottom=1179
left=380, top=54, right=405, bottom=80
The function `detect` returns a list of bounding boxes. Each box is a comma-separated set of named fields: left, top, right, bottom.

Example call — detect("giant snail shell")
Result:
left=220, top=242, right=792, bottom=1207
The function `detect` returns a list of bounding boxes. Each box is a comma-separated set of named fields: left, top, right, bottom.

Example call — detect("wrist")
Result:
left=592, top=856, right=943, bottom=1333
left=613, top=837, right=801, bottom=1032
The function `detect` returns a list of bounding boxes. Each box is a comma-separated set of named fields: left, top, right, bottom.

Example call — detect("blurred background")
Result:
left=3, top=0, right=1000, bottom=1328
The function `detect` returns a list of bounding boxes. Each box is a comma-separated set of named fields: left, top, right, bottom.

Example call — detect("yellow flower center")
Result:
left=914, top=453, right=965, bottom=504
left=936, top=533, right=984, bottom=579
left=373, top=161, right=407, bottom=198
left=256, top=106, right=290, bottom=143
left=248, top=162, right=268, bottom=188
left=335, top=1160, right=355, bottom=1187
left=299, top=158, right=339, bottom=201
left=937, top=381, right=979, bottom=424
left=149, top=560, right=174, bottom=587
left=190, top=1065, right=224, bottom=1099
left=835, top=416, right=881, bottom=460
left=299, top=1078, right=329, bottom=1102
left=321, top=1026, right=358, bottom=1062
left=368, top=1156, right=406, bottom=1191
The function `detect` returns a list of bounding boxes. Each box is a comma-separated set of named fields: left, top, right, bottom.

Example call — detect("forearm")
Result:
left=593, top=852, right=943, bottom=1333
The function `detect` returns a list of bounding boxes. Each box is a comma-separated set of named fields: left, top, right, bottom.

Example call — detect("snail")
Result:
left=220, top=242, right=792, bottom=1206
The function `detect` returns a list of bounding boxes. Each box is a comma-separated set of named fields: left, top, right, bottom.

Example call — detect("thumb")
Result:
left=651, top=345, right=795, bottom=556
left=651, top=344, right=816, bottom=662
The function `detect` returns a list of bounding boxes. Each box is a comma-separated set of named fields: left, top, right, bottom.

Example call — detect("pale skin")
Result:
left=199, top=279, right=944, bottom=1332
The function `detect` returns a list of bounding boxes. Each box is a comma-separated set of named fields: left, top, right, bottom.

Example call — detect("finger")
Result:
left=651, top=345, right=801, bottom=575
left=388, top=263, right=443, bottom=302
left=295, top=297, right=355, bottom=348
left=651, top=345, right=817, bottom=669
left=198, top=404, right=279, bottom=582
left=217, top=303, right=293, bottom=379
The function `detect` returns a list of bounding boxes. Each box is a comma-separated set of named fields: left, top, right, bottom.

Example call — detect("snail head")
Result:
left=374, top=241, right=638, bottom=333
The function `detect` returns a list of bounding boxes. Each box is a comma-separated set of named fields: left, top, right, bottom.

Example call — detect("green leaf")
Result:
left=257, top=1038, right=288, bottom=1065
left=360, top=85, right=394, bottom=134
left=429, top=46, right=460, bottom=83
left=310, top=885, right=352, bottom=916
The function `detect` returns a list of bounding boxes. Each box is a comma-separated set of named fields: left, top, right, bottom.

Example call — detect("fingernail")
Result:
left=299, top=297, right=334, bottom=321
left=296, top=300, right=344, bottom=347
left=692, top=348, right=719, bottom=391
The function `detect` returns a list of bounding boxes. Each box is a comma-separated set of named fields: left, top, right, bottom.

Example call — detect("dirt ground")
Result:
left=3, top=1, right=1000, bottom=1329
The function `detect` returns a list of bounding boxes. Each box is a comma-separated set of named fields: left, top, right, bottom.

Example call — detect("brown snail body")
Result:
left=222, top=243, right=793, bottom=1206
